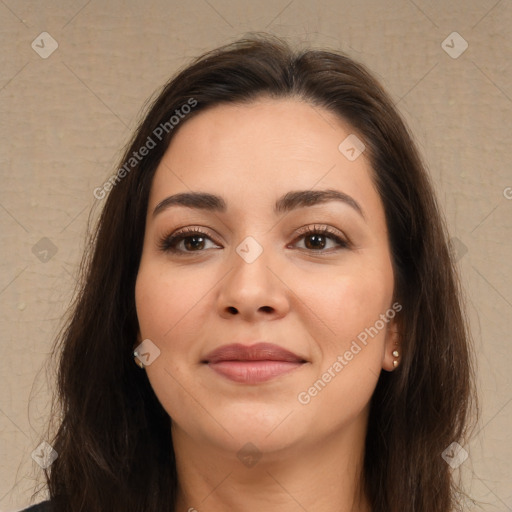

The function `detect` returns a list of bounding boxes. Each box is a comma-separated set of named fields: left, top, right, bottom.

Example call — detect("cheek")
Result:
left=135, top=263, right=210, bottom=420
left=135, top=262, right=207, bottom=340
left=295, top=271, right=392, bottom=421
left=298, top=263, right=394, bottom=351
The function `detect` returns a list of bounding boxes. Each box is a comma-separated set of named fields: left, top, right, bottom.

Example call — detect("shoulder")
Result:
left=17, top=501, right=52, bottom=512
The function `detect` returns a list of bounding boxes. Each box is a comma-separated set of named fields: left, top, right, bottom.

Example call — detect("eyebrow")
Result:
left=152, top=189, right=365, bottom=219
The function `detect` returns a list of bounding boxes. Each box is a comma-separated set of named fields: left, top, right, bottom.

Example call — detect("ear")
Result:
left=382, top=318, right=401, bottom=372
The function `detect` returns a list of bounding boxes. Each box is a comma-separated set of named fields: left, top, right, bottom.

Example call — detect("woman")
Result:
left=25, top=33, right=476, bottom=511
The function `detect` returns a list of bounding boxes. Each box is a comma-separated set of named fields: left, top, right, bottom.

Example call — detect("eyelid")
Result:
left=293, top=224, right=347, bottom=240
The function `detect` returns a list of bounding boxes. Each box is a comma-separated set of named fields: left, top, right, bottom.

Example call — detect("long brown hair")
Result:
left=36, top=33, right=477, bottom=511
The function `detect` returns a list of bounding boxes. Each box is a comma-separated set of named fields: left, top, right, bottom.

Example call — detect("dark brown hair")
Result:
left=36, top=33, right=477, bottom=511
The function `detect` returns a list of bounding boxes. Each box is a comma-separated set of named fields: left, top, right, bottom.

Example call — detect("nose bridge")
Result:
left=217, top=232, right=287, bottom=318
left=231, top=233, right=273, bottom=288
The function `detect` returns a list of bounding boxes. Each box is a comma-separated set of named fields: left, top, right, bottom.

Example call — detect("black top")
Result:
left=19, top=501, right=52, bottom=511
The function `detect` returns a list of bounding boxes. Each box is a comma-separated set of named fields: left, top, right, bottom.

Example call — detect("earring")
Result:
left=133, top=350, right=145, bottom=369
left=392, top=348, right=400, bottom=368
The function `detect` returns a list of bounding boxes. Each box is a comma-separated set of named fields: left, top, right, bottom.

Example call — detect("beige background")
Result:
left=1, top=1, right=511, bottom=510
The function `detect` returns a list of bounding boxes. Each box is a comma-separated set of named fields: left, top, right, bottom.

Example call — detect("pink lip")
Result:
left=203, top=343, right=306, bottom=384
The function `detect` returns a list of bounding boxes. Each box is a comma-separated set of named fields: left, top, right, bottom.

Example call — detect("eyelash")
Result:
left=158, top=225, right=350, bottom=255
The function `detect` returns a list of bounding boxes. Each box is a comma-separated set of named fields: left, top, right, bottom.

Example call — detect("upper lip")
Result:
left=203, top=342, right=306, bottom=364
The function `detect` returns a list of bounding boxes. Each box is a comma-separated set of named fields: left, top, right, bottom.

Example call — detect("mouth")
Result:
left=202, top=342, right=307, bottom=384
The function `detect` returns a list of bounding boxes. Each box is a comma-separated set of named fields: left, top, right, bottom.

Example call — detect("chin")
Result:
left=214, top=425, right=304, bottom=463
left=190, top=403, right=306, bottom=455
left=221, top=401, right=295, bottom=435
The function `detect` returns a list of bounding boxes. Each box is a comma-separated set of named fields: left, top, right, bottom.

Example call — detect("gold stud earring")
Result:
left=133, top=351, right=145, bottom=369
left=392, top=349, right=400, bottom=368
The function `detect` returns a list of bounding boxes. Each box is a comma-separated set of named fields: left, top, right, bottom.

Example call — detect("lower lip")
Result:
left=207, top=360, right=304, bottom=383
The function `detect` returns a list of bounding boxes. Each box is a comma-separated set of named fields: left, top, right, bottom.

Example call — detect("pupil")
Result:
left=306, top=234, right=325, bottom=250
left=185, top=236, right=204, bottom=250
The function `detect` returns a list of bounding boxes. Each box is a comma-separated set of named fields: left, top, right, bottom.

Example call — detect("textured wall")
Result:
left=1, top=1, right=511, bottom=510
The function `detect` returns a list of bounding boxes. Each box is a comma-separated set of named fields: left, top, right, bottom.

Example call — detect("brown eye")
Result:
left=158, top=228, right=221, bottom=254
left=304, top=233, right=328, bottom=250
left=181, top=235, right=207, bottom=251
left=291, top=225, right=349, bottom=252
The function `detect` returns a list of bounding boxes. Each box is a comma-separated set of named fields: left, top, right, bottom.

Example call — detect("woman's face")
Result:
left=135, top=98, right=399, bottom=457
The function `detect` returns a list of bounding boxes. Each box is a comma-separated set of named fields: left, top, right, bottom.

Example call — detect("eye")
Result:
left=158, top=224, right=350, bottom=255
left=158, top=227, right=221, bottom=254
left=290, top=225, right=350, bottom=252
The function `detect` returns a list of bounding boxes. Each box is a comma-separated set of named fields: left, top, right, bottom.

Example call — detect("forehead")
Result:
left=148, top=98, right=381, bottom=220
left=167, top=97, right=353, bottom=164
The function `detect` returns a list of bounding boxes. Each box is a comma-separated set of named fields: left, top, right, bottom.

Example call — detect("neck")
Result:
left=172, top=413, right=371, bottom=512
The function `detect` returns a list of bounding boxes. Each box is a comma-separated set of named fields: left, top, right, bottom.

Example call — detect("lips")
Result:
left=203, top=342, right=307, bottom=384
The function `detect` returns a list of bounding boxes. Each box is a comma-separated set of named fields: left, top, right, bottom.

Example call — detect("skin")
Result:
left=135, top=98, right=400, bottom=512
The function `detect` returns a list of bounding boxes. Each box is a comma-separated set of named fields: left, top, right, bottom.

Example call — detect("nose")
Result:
left=216, top=240, right=290, bottom=321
